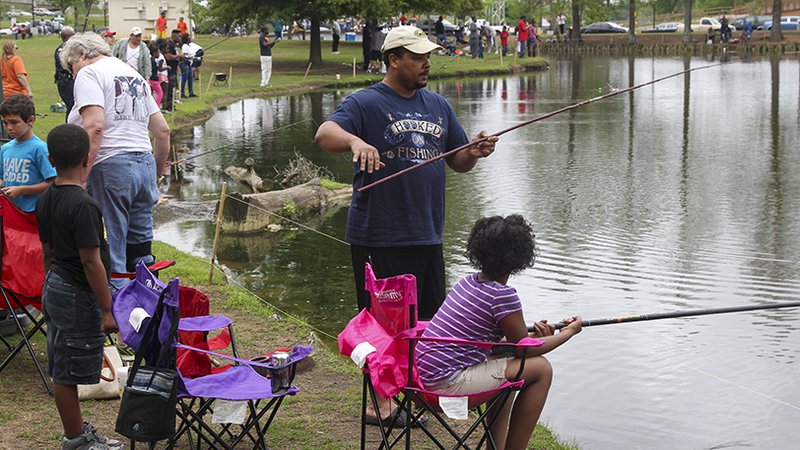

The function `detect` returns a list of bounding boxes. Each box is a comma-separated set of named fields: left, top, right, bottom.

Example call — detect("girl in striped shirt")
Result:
left=415, top=215, right=582, bottom=450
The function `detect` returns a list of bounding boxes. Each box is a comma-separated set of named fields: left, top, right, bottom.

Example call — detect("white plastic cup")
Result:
left=117, top=366, right=129, bottom=395
left=335, top=74, right=340, bottom=80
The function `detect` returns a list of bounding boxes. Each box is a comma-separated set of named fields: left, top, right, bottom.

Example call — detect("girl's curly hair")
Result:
left=465, top=215, right=537, bottom=279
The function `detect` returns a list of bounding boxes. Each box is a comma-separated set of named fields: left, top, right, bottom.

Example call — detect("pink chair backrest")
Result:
left=364, top=263, right=417, bottom=337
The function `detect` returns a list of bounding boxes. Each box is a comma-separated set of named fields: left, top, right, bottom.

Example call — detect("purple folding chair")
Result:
left=168, top=314, right=312, bottom=450
left=115, top=262, right=312, bottom=450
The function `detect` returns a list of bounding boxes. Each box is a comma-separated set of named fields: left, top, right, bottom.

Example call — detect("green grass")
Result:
left=5, top=34, right=545, bottom=138
left=320, top=178, right=350, bottom=190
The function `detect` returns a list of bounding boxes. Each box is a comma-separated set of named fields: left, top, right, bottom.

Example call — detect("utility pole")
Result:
left=488, top=0, right=506, bottom=25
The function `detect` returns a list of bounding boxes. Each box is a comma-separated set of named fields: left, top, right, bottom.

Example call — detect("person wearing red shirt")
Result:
left=517, top=16, right=528, bottom=57
left=156, top=11, right=167, bottom=39
left=500, top=26, right=509, bottom=56
left=399, top=14, right=407, bottom=26
left=177, top=17, right=189, bottom=34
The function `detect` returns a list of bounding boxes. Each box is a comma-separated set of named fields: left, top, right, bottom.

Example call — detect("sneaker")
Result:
left=83, top=422, right=124, bottom=449
left=61, top=433, right=111, bottom=450
left=161, top=109, right=171, bottom=115
left=188, top=94, right=198, bottom=98
left=174, top=99, right=182, bottom=104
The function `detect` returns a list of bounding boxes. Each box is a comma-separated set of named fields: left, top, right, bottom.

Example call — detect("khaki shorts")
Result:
left=428, top=358, right=510, bottom=395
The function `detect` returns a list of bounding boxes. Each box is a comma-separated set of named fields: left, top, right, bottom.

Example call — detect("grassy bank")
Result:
left=9, top=34, right=546, bottom=137
left=0, top=241, right=577, bottom=449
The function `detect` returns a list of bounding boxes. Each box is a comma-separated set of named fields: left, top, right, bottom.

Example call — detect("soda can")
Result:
left=269, top=351, right=293, bottom=394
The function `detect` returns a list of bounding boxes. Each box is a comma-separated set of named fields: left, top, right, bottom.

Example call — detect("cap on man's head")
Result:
left=130, top=26, right=143, bottom=36
left=381, top=26, right=442, bottom=54
left=101, top=29, right=116, bottom=37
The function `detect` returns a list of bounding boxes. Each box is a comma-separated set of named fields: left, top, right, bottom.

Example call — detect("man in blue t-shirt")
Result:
left=318, top=25, right=499, bottom=307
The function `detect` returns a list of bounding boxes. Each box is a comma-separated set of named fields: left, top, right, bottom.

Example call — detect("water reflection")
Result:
left=156, top=56, right=800, bottom=449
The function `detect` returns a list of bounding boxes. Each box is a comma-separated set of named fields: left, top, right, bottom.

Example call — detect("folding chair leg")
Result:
left=0, top=288, right=52, bottom=394
left=361, top=375, right=368, bottom=450
left=0, top=334, right=12, bottom=351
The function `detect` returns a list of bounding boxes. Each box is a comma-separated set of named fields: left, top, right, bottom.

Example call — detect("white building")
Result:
left=107, top=0, right=192, bottom=39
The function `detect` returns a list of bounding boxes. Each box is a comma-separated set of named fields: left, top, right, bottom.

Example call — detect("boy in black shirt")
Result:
left=36, top=124, right=122, bottom=450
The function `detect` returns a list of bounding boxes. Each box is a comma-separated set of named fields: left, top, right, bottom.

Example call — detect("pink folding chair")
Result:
left=339, top=263, right=543, bottom=449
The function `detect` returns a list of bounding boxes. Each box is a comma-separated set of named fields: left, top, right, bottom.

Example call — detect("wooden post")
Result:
left=205, top=70, right=214, bottom=96
left=303, top=62, right=313, bottom=81
left=353, top=57, right=356, bottom=77
left=228, top=67, right=233, bottom=89
left=198, top=70, right=202, bottom=99
left=500, top=51, right=503, bottom=66
left=209, top=182, right=228, bottom=283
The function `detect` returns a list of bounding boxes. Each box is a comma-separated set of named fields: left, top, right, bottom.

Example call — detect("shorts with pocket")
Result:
left=42, top=270, right=105, bottom=385
left=425, top=358, right=511, bottom=395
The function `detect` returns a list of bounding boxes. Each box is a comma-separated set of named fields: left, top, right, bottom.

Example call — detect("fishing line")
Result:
left=168, top=248, right=338, bottom=341
left=357, top=62, right=727, bottom=193
left=222, top=192, right=350, bottom=247
left=687, top=365, right=800, bottom=411
left=168, top=117, right=315, bottom=166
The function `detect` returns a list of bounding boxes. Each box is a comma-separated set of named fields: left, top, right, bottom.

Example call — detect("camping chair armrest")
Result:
left=406, top=336, right=543, bottom=382
left=179, top=315, right=232, bottom=332
left=111, top=260, right=176, bottom=279
left=176, top=343, right=313, bottom=371
left=405, top=335, right=543, bottom=352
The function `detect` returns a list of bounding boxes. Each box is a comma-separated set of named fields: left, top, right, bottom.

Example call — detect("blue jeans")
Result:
left=42, top=270, right=105, bottom=385
left=86, top=152, right=159, bottom=280
left=180, top=61, right=194, bottom=96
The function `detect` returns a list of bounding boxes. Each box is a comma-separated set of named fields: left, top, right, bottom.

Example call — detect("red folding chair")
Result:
left=0, top=194, right=51, bottom=393
left=339, top=263, right=543, bottom=449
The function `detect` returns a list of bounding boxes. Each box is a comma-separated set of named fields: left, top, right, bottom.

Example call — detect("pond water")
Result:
left=156, top=55, right=800, bottom=449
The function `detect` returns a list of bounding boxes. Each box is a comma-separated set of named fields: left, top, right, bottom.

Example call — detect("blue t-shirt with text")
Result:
left=329, top=83, right=469, bottom=247
left=0, top=135, right=56, bottom=212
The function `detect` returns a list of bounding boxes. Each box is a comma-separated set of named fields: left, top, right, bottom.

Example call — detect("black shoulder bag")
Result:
left=115, top=286, right=181, bottom=442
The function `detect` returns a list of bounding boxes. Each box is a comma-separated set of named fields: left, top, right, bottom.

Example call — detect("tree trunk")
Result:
left=770, top=0, right=783, bottom=41
left=628, top=0, right=636, bottom=44
left=572, top=0, right=581, bottom=42
left=682, top=0, right=692, bottom=43
left=309, top=16, right=322, bottom=66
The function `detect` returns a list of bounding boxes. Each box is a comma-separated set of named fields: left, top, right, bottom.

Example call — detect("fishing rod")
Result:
left=167, top=118, right=314, bottom=167
left=202, top=35, right=236, bottom=54
left=528, top=300, right=800, bottom=332
left=358, top=62, right=725, bottom=193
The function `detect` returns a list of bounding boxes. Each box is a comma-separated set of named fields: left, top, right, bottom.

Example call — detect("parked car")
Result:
left=692, top=17, right=723, bottom=33
left=7, top=9, right=32, bottom=17
left=642, top=22, right=684, bottom=33
left=33, top=7, right=55, bottom=16
left=418, top=18, right=458, bottom=34
left=763, top=16, right=800, bottom=31
left=581, top=22, right=628, bottom=34
left=53, top=14, right=65, bottom=23
left=731, top=15, right=772, bottom=31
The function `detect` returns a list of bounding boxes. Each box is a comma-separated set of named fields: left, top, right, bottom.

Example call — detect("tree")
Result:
left=682, top=0, right=692, bottom=43
left=208, top=0, right=484, bottom=66
left=628, top=0, right=636, bottom=44
left=572, top=0, right=582, bottom=41
left=770, top=0, right=783, bottom=41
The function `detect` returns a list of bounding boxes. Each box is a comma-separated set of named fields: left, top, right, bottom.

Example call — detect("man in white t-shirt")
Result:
left=61, top=33, right=169, bottom=282
left=112, top=26, right=151, bottom=80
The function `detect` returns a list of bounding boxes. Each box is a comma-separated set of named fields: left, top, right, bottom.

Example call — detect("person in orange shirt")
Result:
left=177, top=17, right=188, bottom=34
left=1, top=42, right=32, bottom=98
left=156, top=11, right=168, bottom=39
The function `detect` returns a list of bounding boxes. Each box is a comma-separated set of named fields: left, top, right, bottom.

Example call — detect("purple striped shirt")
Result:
left=415, top=273, right=522, bottom=386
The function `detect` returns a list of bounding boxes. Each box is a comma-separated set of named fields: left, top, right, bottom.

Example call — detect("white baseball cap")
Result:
left=381, top=26, right=442, bottom=54
left=130, top=26, right=143, bottom=36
